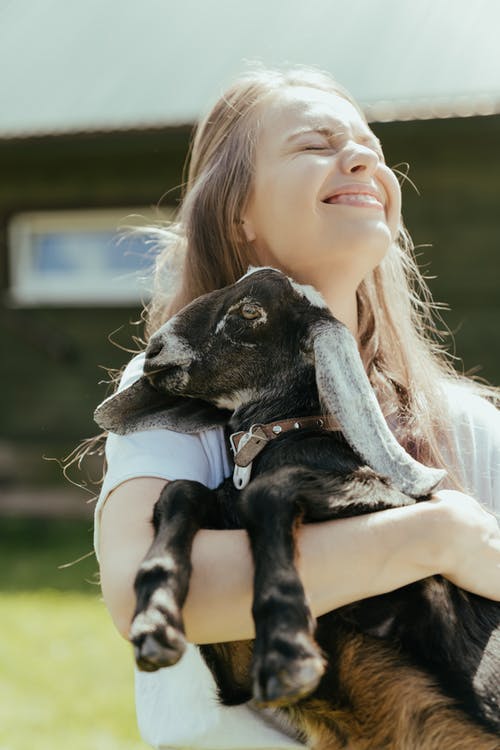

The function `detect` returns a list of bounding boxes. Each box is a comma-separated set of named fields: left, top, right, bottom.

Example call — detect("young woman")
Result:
left=95, top=67, right=500, bottom=748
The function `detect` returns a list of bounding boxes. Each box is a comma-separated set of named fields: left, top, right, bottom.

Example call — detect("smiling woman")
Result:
left=94, top=66, right=500, bottom=750
left=240, top=87, right=401, bottom=329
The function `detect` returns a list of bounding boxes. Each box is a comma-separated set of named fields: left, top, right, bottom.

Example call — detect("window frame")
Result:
left=7, top=207, right=171, bottom=306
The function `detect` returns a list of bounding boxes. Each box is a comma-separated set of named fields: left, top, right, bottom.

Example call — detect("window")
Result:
left=8, top=208, right=173, bottom=306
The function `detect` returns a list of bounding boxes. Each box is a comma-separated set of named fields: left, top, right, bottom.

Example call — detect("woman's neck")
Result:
left=286, top=265, right=360, bottom=339
left=312, top=280, right=359, bottom=339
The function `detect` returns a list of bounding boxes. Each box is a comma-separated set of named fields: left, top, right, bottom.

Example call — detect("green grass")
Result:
left=0, top=517, right=149, bottom=750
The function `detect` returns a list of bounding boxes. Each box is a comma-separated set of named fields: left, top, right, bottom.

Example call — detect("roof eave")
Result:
left=1, top=96, right=499, bottom=140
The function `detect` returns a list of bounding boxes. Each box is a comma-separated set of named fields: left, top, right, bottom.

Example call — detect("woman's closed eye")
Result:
left=304, top=144, right=330, bottom=151
left=301, top=139, right=334, bottom=152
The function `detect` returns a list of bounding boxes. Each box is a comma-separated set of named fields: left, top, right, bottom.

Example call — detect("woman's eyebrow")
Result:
left=285, top=126, right=344, bottom=143
left=285, top=125, right=382, bottom=152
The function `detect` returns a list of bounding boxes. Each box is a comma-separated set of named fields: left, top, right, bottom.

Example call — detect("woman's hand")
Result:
left=431, top=489, right=500, bottom=601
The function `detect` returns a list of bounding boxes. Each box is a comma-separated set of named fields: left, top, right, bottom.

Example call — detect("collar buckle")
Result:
left=230, top=424, right=268, bottom=490
left=229, top=416, right=341, bottom=491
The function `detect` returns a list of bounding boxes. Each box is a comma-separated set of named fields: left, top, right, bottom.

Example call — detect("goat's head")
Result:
left=143, top=267, right=326, bottom=411
left=95, top=267, right=445, bottom=496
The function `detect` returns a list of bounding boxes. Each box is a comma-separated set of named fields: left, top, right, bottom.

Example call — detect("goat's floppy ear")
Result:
left=94, top=377, right=230, bottom=435
left=313, top=320, right=446, bottom=497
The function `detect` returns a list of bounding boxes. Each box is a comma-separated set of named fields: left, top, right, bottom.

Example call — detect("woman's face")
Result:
left=242, top=86, right=402, bottom=290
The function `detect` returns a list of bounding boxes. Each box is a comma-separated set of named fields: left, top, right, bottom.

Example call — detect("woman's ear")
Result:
left=241, top=216, right=256, bottom=242
left=240, top=197, right=257, bottom=242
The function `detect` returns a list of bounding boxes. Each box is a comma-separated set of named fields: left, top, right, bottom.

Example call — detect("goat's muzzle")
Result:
left=144, top=327, right=195, bottom=381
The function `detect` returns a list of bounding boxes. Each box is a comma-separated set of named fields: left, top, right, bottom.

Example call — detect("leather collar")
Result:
left=229, top=415, right=342, bottom=490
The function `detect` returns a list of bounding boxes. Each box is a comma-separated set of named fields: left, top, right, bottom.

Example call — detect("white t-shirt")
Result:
left=94, top=354, right=500, bottom=750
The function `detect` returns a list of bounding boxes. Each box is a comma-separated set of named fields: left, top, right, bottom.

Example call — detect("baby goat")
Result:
left=95, top=267, right=500, bottom=750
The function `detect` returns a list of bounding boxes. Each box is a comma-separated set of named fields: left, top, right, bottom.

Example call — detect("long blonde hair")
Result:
left=141, top=65, right=495, bottom=490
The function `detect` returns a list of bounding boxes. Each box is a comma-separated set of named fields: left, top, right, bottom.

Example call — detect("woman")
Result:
left=95, top=67, right=500, bottom=748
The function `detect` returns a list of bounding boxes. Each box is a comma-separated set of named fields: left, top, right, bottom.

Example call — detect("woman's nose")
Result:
left=339, top=142, right=379, bottom=175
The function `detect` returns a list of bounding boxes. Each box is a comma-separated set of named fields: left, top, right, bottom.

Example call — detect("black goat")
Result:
left=95, top=267, right=500, bottom=749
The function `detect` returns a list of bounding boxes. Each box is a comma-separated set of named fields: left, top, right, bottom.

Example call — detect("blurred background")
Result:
left=0, top=1, right=499, bottom=748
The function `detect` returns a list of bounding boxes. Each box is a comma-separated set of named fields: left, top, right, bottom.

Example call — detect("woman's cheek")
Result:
left=384, top=171, right=402, bottom=239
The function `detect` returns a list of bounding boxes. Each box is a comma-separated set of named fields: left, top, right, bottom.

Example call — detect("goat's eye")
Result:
left=239, top=303, right=262, bottom=320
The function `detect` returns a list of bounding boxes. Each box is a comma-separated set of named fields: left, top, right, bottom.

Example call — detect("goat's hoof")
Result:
left=133, top=631, right=187, bottom=672
left=252, top=633, right=325, bottom=706
left=130, top=613, right=187, bottom=672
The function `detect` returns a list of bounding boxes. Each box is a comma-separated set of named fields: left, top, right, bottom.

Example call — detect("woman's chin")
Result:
left=346, top=226, right=393, bottom=266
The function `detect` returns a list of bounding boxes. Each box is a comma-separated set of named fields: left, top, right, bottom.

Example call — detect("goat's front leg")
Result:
left=130, top=479, right=218, bottom=672
left=237, top=476, right=326, bottom=706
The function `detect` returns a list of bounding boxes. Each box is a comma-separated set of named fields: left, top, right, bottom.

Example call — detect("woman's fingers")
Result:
left=431, top=489, right=500, bottom=601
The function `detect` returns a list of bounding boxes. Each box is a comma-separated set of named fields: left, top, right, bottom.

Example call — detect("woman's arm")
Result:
left=98, top=478, right=500, bottom=644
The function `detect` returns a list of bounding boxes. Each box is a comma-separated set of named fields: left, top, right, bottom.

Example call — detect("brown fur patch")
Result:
left=273, top=632, right=500, bottom=750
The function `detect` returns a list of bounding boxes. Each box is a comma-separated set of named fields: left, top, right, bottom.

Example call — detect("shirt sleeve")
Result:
left=440, top=383, right=500, bottom=515
left=93, top=353, right=230, bottom=561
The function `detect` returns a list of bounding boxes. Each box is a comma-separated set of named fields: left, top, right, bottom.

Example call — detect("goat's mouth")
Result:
left=146, top=364, right=190, bottom=394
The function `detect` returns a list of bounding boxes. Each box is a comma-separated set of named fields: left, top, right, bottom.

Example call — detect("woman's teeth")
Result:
left=326, top=193, right=383, bottom=208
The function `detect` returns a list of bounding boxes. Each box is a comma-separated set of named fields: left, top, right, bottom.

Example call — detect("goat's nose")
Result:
left=145, top=339, right=164, bottom=365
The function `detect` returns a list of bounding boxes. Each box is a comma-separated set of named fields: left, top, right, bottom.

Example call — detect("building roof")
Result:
left=1, top=0, right=500, bottom=138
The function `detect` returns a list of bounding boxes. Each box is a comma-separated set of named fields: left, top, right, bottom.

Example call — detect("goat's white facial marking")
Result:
left=214, top=388, right=260, bottom=411
left=170, top=334, right=195, bottom=362
left=289, top=280, right=328, bottom=310
left=144, top=320, right=196, bottom=394
left=238, top=265, right=281, bottom=282
left=214, top=297, right=267, bottom=344
left=238, top=267, right=327, bottom=310
left=148, top=317, right=196, bottom=367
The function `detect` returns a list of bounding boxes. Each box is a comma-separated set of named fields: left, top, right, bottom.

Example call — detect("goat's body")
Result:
left=133, top=428, right=500, bottom=748
left=95, top=269, right=500, bottom=749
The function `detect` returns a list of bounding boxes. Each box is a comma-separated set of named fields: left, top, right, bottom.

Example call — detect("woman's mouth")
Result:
left=322, top=183, right=385, bottom=211
left=324, top=192, right=384, bottom=210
